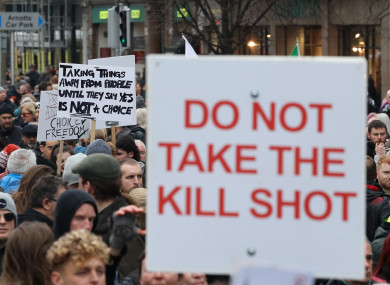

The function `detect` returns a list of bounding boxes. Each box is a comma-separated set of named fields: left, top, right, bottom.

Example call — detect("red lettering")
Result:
left=236, top=145, right=257, bottom=174
left=219, top=188, right=239, bottom=217
left=178, top=143, right=204, bottom=172
left=250, top=189, right=272, bottom=218
left=280, top=103, right=307, bottom=132
left=323, top=148, right=345, bottom=177
left=252, top=101, right=275, bottom=130
left=158, top=186, right=182, bottom=215
left=185, top=186, right=191, bottom=215
left=196, top=187, right=215, bottom=216
left=208, top=144, right=232, bottom=172
left=277, top=190, right=300, bottom=219
left=309, top=103, right=332, bottom=133
left=185, top=100, right=208, bottom=128
left=212, top=101, right=239, bottom=129
left=158, top=142, right=180, bottom=171
left=269, top=145, right=292, bottom=175
left=304, top=191, right=332, bottom=220
left=295, top=147, right=318, bottom=176
left=334, top=192, right=357, bottom=221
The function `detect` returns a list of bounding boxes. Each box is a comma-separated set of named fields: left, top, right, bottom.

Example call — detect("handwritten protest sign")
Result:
left=37, top=91, right=90, bottom=141
left=88, top=55, right=136, bottom=129
left=57, top=63, right=136, bottom=123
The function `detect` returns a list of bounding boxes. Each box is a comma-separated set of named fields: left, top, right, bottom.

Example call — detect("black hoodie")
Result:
left=53, top=189, right=98, bottom=239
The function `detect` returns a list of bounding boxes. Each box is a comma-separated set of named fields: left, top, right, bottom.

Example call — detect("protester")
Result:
left=18, top=175, right=67, bottom=227
left=12, top=165, right=56, bottom=214
left=62, top=153, right=87, bottom=189
left=135, top=139, right=146, bottom=162
left=19, top=101, right=37, bottom=127
left=0, top=104, right=22, bottom=146
left=47, top=229, right=109, bottom=285
left=0, top=149, right=36, bottom=194
left=20, top=124, right=38, bottom=149
left=120, top=158, right=143, bottom=194
left=53, top=189, right=98, bottom=240
left=0, top=192, right=17, bottom=274
left=0, top=222, right=53, bottom=285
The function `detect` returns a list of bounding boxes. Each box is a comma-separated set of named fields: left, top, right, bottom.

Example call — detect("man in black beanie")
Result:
left=72, top=153, right=145, bottom=281
left=53, top=189, right=98, bottom=239
left=0, top=104, right=22, bottom=146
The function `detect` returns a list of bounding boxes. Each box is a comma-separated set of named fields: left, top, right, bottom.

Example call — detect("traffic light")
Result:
left=107, top=7, right=119, bottom=49
left=119, top=7, right=130, bottom=48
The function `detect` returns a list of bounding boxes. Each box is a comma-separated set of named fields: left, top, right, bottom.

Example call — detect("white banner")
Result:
left=146, top=55, right=367, bottom=279
left=37, top=90, right=90, bottom=141
left=57, top=63, right=136, bottom=123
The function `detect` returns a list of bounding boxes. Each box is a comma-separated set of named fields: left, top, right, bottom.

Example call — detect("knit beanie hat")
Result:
left=85, top=139, right=112, bottom=156
left=0, top=104, right=14, bottom=116
left=0, top=192, right=17, bottom=226
left=62, top=153, right=87, bottom=186
left=53, top=189, right=98, bottom=239
left=0, top=144, right=20, bottom=170
left=72, top=153, right=121, bottom=181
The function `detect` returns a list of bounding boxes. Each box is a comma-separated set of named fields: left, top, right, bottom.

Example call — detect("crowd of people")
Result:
left=0, top=65, right=386, bottom=285
left=0, top=65, right=215, bottom=285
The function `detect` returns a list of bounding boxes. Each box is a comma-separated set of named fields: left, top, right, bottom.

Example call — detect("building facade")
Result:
left=1, top=0, right=389, bottom=97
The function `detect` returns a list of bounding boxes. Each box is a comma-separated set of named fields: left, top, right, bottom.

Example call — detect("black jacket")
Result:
left=0, top=125, right=22, bottom=146
left=18, top=208, right=53, bottom=228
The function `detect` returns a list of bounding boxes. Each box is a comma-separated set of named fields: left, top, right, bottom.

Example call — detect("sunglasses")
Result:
left=0, top=213, right=15, bottom=222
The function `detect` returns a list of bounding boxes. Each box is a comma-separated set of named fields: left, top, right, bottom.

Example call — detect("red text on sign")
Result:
left=158, top=142, right=257, bottom=174
left=250, top=188, right=356, bottom=221
left=269, top=145, right=345, bottom=177
left=252, top=102, right=332, bottom=132
left=158, top=185, right=239, bottom=217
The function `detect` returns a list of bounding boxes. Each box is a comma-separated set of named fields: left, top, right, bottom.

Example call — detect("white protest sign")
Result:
left=57, top=63, right=136, bottom=123
left=88, top=55, right=136, bottom=129
left=146, top=56, right=366, bottom=279
left=37, top=90, right=90, bottom=141
left=233, top=266, right=313, bottom=285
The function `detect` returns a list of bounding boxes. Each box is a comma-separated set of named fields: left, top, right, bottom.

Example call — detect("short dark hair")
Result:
left=116, top=134, right=140, bottom=161
left=49, top=144, right=74, bottom=165
left=28, top=175, right=67, bottom=208
left=368, top=120, right=387, bottom=134
left=366, top=155, right=377, bottom=182
left=81, top=176, right=121, bottom=201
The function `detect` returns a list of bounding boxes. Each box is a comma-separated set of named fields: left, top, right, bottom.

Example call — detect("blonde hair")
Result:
left=136, top=108, right=147, bottom=130
left=377, top=155, right=390, bottom=172
left=47, top=229, right=110, bottom=270
left=85, top=129, right=107, bottom=146
left=21, top=101, right=37, bottom=117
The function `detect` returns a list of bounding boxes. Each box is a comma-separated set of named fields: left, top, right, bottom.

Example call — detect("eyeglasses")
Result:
left=0, top=213, right=15, bottom=222
left=21, top=112, right=31, bottom=117
left=49, top=198, right=58, bottom=202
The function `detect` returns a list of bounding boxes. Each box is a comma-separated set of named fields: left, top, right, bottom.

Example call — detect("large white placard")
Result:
left=37, top=91, right=90, bottom=141
left=147, top=56, right=366, bottom=279
left=57, top=63, right=136, bottom=123
left=88, top=55, right=136, bottom=129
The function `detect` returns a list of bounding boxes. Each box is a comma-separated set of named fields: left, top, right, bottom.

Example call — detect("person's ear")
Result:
left=85, top=181, right=94, bottom=195
left=51, top=271, right=64, bottom=285
left=42, top=198, right=51, bottom=210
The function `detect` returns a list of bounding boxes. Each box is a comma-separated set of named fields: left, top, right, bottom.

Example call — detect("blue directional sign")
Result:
left=0, top=13, right=44, bottom=31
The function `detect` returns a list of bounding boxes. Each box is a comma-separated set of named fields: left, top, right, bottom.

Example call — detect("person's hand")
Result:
left=376, top=142, right=386, bottom=156
left=115, top=205, right=146, bottom=236
left=109, top=206, right=145, bottom=249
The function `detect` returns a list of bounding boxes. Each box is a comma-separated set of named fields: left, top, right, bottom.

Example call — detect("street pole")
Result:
left=10, top=32, right=14, bottom=85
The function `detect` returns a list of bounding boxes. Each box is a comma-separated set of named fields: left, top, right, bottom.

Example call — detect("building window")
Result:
left=276, top=25, right=322, bottom=56
left=245, top=27, right=271, bottom=55
left=338, top=25, right=381, bottom=94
